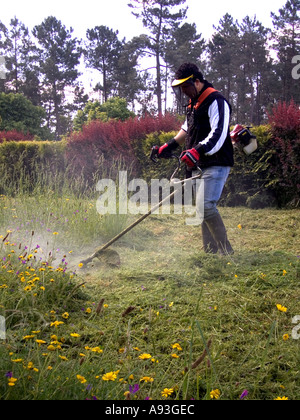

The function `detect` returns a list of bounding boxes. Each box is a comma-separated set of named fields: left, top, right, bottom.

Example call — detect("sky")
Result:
left=0, top=0, right=288, bottom=101
left=0, top=0, right=288, bottom=41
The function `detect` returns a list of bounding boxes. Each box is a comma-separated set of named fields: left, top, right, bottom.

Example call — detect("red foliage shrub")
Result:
left=0, top=130, right=34, bottom=143
left=267, top=100, right=300, bottom=206
left=65, top=114, right=180, bottom=182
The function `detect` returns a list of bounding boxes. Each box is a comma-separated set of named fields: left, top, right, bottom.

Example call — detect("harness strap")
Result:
left=188, top=87, right=218, bottom=110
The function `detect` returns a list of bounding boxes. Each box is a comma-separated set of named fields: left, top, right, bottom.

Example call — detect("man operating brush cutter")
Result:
left=153, top=62, right=234, bottom=256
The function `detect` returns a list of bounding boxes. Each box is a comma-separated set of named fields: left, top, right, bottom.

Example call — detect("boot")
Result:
left=204, top=213, right=234, bottom=256
left=202, top=221, right=218, bottom=254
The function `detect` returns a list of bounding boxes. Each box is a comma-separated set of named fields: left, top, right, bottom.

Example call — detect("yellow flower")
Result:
left=282, top=270, right=287, bottom=276
left=77, top=375, right=87, bottom=384
left=85, top=307, right=92, bottom=314
left=91, top=346, right=103, bottom=354
left=50, top=321, right=64, bottom=328
left=138, top=353, right=152, bottom=360
left=36, top=339, right=46, bottom=346
left=8, top=377, right=18, bottom=387
left=169, top=302, right=174, bottom=307
left=140, top=376, right=154, bottom=383
left=210, top=389, right=221, bottom=399
left=171, top=343, right=183, bottom=351
left=59, top=356, right=68, bottom=361
left=171, top=353, right=180, bottom=359
left=70, top=333, right=80, bottom=338
left=276, top=304, right=287, bottom=313
left=274, top=396, right=288, bottom=400
left=62, top=312, right=69, bottom=319
left=161, top=388, right=174, bottom=398
left=78, top=263, right=83, bottom=269
left=237, top=224, right=243, bottom=230
left=283, top=334, right=289, bottom=341
left=23, top=335, right=35, bottom=340
left=53, top=232, right=59, bottom=235
left=47, top=345, right=56, bottom=351
left=102, top=372, right=117, bottom=381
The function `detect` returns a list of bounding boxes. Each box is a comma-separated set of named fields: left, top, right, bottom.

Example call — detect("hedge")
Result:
left=0, top=103, right=299, bottom=208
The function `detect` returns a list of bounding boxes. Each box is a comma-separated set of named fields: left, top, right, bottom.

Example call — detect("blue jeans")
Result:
left=194, top=166, right=231, bottom=221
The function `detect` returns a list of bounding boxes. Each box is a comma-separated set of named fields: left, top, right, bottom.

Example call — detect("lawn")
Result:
left=0, top=192, right=299, bottom=400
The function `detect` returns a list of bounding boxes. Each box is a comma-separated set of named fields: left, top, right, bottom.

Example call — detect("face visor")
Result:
left=172, top=74, right=197, bottom=108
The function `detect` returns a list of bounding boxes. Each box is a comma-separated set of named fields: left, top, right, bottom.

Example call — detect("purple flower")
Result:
left=240, top=390, right=249, bottom=400
left=129, top=384, right=140, bottom=394
left=5, top=371, right=13, bottom=378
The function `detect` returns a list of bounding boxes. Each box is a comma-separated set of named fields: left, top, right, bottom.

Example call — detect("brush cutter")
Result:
left=79, top=152, right=202, bottom=268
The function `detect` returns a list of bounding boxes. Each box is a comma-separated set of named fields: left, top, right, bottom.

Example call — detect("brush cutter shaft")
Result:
left=87, top=189, right=178, bottom=259
left=80, top=158, right=202, bottom=266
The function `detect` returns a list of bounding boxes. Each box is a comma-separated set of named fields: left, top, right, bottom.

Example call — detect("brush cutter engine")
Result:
left=230, top=124, right=258, bottom=155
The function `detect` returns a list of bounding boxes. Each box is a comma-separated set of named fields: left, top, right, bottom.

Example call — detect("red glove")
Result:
left=157, top=138, right=179, bottom=159
left=180, top=148, right=200, bottom=168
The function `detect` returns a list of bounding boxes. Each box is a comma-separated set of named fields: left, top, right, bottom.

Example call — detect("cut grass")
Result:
left=0, top=195, right=299, bottom=400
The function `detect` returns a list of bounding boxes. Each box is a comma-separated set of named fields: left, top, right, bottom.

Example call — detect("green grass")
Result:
left=0, top=192, right=299, bottom=400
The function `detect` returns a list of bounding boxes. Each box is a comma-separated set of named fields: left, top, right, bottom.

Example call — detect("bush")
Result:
left=0, top=141, right=67, bottom=195
left=66, top=114, right=180, bottom=183
left=221, top=125, right=276, bottom=208
left=0, top=130, right=34, bottom=143
left=266, top=100, right=300, bottom=207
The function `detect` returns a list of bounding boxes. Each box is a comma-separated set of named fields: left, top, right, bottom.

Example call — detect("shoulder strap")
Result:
left=194, top=87, right=218, bottom=110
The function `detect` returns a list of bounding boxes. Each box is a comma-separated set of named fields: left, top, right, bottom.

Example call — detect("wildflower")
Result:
left=53, top=232, right=59, bottom=235
left=85, top=307, right=92, bottom=314
left=59, top=356, right=68, bottom=361
left=50, top=321, right=64, bottom=328
left=8, top=377, right=18, bottom=387
left=172, top=343, right=183, bottom=351
left=282, top=270, right=287, bottom=276
left=210, top=389, right=221, bottom=399
left=276, top=304, right=287, bottom=313
left=283, top=334, right=289, bottom=341
left=140, top=376, right=154, bottom=383
left=139, top=353, right=152, bottom=360
left=62, top=312, right=69, bottom=319
left=169, top=302, right=174, bottom=307
left=23, top=335, right=35, bottom=341
left=77, top=375, right=87, bottom=384
left=78, top=263, right=83, bottom=269
left=36, top=339, right=46, bottom=346
left=102, top=372, right=117, bottom=381
left=70, top=333, right=80, bottom=338
left=161, top=388, right=174, bottom=398
left=274, top=396, right=288, bottom=400
left=91, top=347, right=103, bottom=354
left=129, top=384, right=140, bottom=394
left=240, top=390, right=249, bottom=400
left=47, top=345, right=56, bottom=351
left=171, top=353, right=180, bottom=359
left=237, top=224, right=242, bottom=230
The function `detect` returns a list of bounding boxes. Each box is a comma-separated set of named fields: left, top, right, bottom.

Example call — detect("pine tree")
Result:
left=129, top=0, right=187, bottom=114
left=84, top=26, right=123, bottom=102
left=33, top=16, right=82, bottom=138
left=271, top=0, right=300, bottom=103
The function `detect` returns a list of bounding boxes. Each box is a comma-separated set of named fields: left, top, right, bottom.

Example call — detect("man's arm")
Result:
left=174, top=128, right=187, bottom=146
left=196, top=99, right=230, bottom=156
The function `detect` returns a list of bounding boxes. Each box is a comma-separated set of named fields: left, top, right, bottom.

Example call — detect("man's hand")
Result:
left=157, top=138, right=179, bottom=159
left=180, top=148, right=200, bottom=168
